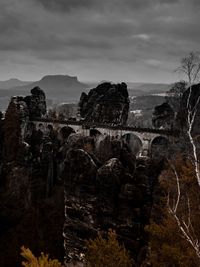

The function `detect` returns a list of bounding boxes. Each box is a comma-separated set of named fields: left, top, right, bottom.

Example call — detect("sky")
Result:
left=0, top=0, right=200, bottom=83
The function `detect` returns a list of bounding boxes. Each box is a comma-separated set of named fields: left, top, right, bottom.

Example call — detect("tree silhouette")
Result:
left=4, top=100, right=21, bottom=161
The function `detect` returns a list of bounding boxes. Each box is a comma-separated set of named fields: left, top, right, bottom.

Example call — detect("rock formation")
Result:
left=24, top=86, right=47, bottom=118
left=152, top=102, right=174, bottom=129
left=79, top=82, right=129, bottom=125
left=64, top=148, right=97, bottom=263
left=3, top=87, right=46, bottom=163
left=0, top=88, right=64, bottom=267
left=63, top=134, right=160, bottom=266
left=0, top=85, right=164, bottom=267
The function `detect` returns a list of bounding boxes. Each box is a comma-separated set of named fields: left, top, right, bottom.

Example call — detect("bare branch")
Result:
left=168, top=205, right=200, bottom=259
left=165, top=51, right=200, bottom=262
left=170, top=164, right=180, bottom=213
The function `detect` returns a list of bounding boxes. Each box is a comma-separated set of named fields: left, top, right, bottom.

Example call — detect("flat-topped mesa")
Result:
left=79, top=82, right=130, bottom=126
left=40, top=75, right=78, bottom=84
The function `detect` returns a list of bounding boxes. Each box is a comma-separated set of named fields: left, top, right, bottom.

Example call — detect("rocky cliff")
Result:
left=79, top=82, right=129, bottom=125
left=0, top=87, right=164, bottom=267
left=0, top=87, right=58, bottom=267
left=63, top=134, right=163, bottom=266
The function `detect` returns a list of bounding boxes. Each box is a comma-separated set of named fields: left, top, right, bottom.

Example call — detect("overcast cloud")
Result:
left=0, top=0, right=199, bottom=82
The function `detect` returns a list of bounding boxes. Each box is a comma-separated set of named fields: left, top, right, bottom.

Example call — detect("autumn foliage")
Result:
left=147, top=156, right=200, bottom=267
left=21, top=246, right=64, bottom=267
left=85, top=229, right=133, bottom=267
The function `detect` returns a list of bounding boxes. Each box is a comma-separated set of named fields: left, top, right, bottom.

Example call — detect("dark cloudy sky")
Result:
left=0, top=0, right=199, bottom=83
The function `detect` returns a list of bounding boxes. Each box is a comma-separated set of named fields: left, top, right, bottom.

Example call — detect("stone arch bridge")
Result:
left=29, top=118, right=178, bottom=157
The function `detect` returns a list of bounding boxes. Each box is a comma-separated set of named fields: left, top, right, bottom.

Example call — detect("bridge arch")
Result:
left=90, top=128, right=102, bottom=137
left=29, top=119, right=175, bottom=158
left=122, top=132, right=143, bottom=156
left=150, top=136, right=169, bottom=159
left=59, top=126, right=75, bottom=141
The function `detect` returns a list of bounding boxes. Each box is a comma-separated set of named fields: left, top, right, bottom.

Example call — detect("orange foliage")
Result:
left=147, top=156, right=200, bottom=267
left=85, top=229, right=134, bottom=267
left=21, top=246, right=64, bottom=267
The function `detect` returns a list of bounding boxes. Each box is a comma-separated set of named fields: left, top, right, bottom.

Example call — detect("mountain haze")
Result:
left=127, top=83, right=171, bottom=97
left=13, top=75, right=89, bottom=102
left=0, top=75, right=89, bottom=103
left=0, top=78, right=32, bottom=90
left=0, top=76, right=172, bottom=111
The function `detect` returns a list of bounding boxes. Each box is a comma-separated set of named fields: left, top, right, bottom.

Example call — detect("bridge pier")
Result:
left=140, top=138, right=151, bottom=157
left=81, top=128, right=90, bottom=136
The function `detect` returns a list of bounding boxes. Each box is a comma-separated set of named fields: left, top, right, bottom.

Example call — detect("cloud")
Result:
left=35, top=0, right=97, bottom=12
left=35, top=0, right=180, bottom=13
left=132, top=34, right=151, bottom=40
left=0, top=0, right=199, bottom=82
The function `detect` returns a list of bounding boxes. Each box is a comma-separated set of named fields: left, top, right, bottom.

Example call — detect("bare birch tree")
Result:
left=167, top=161, right=200, bottom=261
left=167, top=52, right=200, bottom=262
left=177, top=51, right=200, bottom=85
left=177, top=52, right=200, bottom=186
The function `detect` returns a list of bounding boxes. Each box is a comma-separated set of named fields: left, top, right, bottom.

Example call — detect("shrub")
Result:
left=21, top=246, right=64, bottom=267
left=85, top=229, right=134, bottom=267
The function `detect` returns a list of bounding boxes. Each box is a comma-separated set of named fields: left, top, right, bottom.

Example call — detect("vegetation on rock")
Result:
left=147, top=156, right=200, bottom=267
left=85, top=229, right=134, bottom=267
left=21, top=246, right=64, bottom=267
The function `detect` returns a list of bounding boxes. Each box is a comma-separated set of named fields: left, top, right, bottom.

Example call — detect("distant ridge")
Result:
left=0, top=76, right=172, bottom=106
left=0, top=75, right=89, bottom=102
left=0, top=78, right=32, bottom=90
